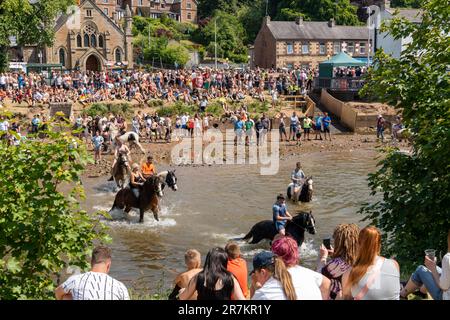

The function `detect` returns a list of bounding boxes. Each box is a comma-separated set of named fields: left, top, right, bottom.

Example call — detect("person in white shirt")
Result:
left=271, top=235, right=331, bottom=300
left=181, top=113, right=189, bottom=137
left=250, top=251, right=298, bottom=300
left=0, top=116, right=9, bottom=132
left=55, top=246, right=129, bottom=300
left=400, top=229, right=450, bottom=300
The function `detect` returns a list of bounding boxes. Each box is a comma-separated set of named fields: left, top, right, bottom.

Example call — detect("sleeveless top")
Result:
left=351, top=256, right=400, bottom=300
left=195, top=274, right=233, bottom=300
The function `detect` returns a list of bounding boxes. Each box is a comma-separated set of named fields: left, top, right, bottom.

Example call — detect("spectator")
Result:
left=303, top=116, right=312, bottom=141
left=400, top=229, right=450, bottom=300
left=225, top=242, right=249, bottom=299
left=91, top=130, right=104, bottom=164
left=376, top=115, right=385, bottom=142
left=278, top=113, right=288, bottom=142
left=289, top=112, right=299, bottom=141
left=341, top=226, right=400, bottom=300
left=323, top=112, right=331, bottom=140
left=317, top=223, right=360, bottom=300
left=179, top=247, right=245, bottom=300
left=169, top=249, right=202, bottom=300
left=55, top=245, right=129, bottom=300
left=250, top=250, right=297, bottom=300
left=314, top=113, right=323, bottom=140
left=272, top=236, right=331, bottom=300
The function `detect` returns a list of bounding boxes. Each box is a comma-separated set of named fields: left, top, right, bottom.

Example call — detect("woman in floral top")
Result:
left=317, top=224, right=360, bottom=300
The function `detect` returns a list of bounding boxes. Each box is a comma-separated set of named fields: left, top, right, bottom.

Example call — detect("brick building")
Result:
left=252, top=16, right=370, bottom=70
left=128, top=0, right=198, bottom=23
left=45, top=0, right=134, bottom=71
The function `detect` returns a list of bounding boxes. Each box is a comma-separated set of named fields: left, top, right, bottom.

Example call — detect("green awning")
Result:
left=319, top=52, right=366, bottom=67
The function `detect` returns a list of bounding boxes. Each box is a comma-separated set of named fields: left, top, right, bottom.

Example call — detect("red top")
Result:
left=227, top=258, right=248, bottom=299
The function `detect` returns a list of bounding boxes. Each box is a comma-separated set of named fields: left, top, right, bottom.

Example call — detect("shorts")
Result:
left=94, top=145, right=101, bottom=152
left=296, top=131, right=302, bottom=139
left=182, top=124, right=187, bottom=130
left=323, top=126, right=330, bottom=133
left=304, top=128, right=311, bottom=134
left=275, top=221, right=286, bottom=232
left=279, top=126, right=286, bottom=134
left=315, top=126, right=322, bottom=132
left=290, top=125, right=297, bottom=132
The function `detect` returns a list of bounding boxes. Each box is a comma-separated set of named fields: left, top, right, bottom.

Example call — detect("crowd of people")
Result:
left=0, top=67, right=316, bottom=108
left=55, top=227, right=450, bottom=300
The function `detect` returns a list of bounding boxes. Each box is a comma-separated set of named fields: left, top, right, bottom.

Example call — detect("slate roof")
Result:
left=386, top=8, right=422, bottom=23
left=266, top=21, right=369, bottom=41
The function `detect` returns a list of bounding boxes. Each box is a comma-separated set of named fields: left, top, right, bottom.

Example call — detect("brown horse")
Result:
left=109, top=175, right=164, bottom=223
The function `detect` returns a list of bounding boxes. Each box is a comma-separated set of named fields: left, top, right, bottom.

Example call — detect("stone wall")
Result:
left=49, top=102, right=73, bottom=119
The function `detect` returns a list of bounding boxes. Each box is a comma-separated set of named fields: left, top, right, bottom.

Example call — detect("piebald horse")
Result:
left=109, top=122, right=146, bottom=154
left=287, top=177, right=314, bottom=203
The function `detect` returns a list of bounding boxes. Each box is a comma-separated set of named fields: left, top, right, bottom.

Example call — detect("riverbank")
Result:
left=83, top=133, right=407, bottom=178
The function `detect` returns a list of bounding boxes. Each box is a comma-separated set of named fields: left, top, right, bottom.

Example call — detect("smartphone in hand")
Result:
left=323, top=238, right=332, bottom=250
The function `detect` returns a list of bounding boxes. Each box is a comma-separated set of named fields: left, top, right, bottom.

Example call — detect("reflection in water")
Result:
left=80, top=150, right=378, bottom=294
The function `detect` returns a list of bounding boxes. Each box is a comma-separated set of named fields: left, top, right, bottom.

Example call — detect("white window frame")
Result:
left=286, top=42, right=294, bottom=54
left=319, top=43, right=326, bottom=55
left=187, top=12, right=192, bottom=20
left=359, top=42, right=366, bottom=54
left=347, top=42, right=354, bottom=54
left=302, top=43, right=309, bottom=54
left=86, top=9, right=92, bottom=17
left=187, top=2, right=192, bottom=9
left=138, top=0, right=143, bottom=5
left=334, top=42, right=341, bottom=54
left=104, top=8, right=109, bottom=16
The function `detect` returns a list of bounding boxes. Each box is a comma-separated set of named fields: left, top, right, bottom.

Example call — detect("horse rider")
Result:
left=273, top=194, right=293, bottom=236
left=291, top=162, right=306, bottom=189
left=130, top=163, right=146, bottom=202
left=392, top=116, right=404, bottom=141
left=108, top=137, right=132, bottom=181
left=141, top=155, right=157, bottom=180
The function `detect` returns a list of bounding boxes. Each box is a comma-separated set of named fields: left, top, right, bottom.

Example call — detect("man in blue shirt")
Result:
left=322, top=112, right=332, bottom=141
left=234, top=116, right=244, bottom=145
left=314, top=114, right=323, bottom=140
left=31, top=115, right=40, bottom=133
left=272, top=194, right=292, bottom=236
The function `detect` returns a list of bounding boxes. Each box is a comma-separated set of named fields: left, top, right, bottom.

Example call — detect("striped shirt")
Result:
left=62, top=271, right=130, bottom=300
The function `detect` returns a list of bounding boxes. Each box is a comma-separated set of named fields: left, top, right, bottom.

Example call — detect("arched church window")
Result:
left=59, top=48, right=65, bottom=66
left=84, top=34, right=90, bottom=47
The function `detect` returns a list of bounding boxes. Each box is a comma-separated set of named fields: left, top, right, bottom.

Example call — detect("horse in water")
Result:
left=109, top=123, right=146, bottom=154
left=157, top=170, right=178, bottom=191
left=110, top=175, right=164, bottom=222
left=287, top=177, right=314, bottom=203
left=113, top=154, right=130, bottom=189
left=241, top=211, right=316, bottom=247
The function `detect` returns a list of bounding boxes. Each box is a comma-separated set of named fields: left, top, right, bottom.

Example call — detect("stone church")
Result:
left=45, top=0, right=134, bottom=71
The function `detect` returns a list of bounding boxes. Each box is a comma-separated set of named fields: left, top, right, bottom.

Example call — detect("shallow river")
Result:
left=81, top=149, right=378, bottom=295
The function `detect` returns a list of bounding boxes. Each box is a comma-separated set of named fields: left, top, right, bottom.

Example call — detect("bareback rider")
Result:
left=108, top=137, right=132, bottom=181
left=141, top=155, right=157, bottom=180
left=272, top=194, right=292, bottom=236
left=291, top=162, right=306, bottom=190
left=130, top=163, right=146, bottom=202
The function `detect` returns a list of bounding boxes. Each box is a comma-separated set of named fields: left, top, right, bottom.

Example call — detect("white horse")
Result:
left=109, top=123, right=146, bottom=154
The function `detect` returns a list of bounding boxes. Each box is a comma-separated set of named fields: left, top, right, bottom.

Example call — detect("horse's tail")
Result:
left=241, top=229, right=253, bottom=242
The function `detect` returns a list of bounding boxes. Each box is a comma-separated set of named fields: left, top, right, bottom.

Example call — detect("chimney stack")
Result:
left=295, top=16, right=303, bottom=26
left=328, top=18, right=335, bottom=27
left=263, top=16, right=271, bottom=26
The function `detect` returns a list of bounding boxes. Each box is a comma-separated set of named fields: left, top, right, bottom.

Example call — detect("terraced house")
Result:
left=253, top=16, right=370, bottom=70
left=129, top=0, right=198, bottom=23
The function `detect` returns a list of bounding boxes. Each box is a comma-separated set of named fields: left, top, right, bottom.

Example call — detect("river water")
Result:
left=80, top=149, right=378, bottom=295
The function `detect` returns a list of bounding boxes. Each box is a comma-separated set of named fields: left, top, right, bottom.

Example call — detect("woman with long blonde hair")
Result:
left=317, top=223, right=360, bottom=299
left=341, top=226, right=400, bottom=300
left=250, top=251, right=297, bottom=300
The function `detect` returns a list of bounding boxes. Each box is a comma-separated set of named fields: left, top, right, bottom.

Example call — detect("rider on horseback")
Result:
left=108, top=137, right=131, bottom=181
left=130, top=163, right=145, bottom=202
left=291, top=162, right=306, bottom=188
left=141, top=155, right=156, bottom=180
left=273, top=194, right=293, bottom=236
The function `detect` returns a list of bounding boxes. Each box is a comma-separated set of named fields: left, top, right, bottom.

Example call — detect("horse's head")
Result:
left=293, top=211, right=316, bottom=235
left=306, top=177, right=313, bottom=191
left=165, top=170, right=178, bottom=191
left=144, top=176, right=164, bottom=198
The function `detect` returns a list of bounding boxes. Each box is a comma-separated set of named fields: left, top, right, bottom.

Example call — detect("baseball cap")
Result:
left=250, top=251, right=275, bottom=274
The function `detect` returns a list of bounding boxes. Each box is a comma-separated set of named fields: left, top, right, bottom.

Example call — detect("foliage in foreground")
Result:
left=359, top=0, right=450, bottom=272
left=0, top=117, right=110, bottom=299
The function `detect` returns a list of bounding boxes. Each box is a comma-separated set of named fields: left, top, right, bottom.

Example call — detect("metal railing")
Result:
left=314, top=77, right=365, bottom=91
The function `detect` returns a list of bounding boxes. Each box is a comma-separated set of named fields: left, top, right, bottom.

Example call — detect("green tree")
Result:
left=193, top=11, right=248, bottom=63
left=275, top=0, right=360, bottom=26
left=359, top=0, right=450, bottom=271
left=237, top=0, right=268, bottom=45
left=0, top=116, right=111, bottom=299
left=390, top=0, right=422, bottom=8
left=197, top=0, right=255, bottom=18
left=0, top=0, right=75, bottom=71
